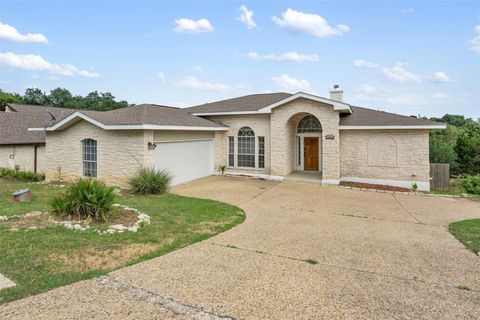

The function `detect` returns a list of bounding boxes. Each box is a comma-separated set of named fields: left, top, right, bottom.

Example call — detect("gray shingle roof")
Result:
left=186, top=93, right=442, bottom=127
left=62, top=104, right=225, bottom=128
left=340, top=106, right=443, bottom=126
left=0, top=104, right=76, bottom=145
left=185, top=92, right=292, bottom=113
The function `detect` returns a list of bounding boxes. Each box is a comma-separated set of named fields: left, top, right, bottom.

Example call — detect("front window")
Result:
left=83, top=139, right=97, bottom=177
left=258, top=136, right=265, bottom=169
left=297, top=115, right=321, bottom=133
left=228, top=136, right=234, bottom=167
left=237, top=127, right=255, bottom=168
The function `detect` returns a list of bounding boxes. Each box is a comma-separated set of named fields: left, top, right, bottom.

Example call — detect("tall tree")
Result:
left=0, top=89, right=22, bottom=107
left=23, top=88, right=48, bottom=105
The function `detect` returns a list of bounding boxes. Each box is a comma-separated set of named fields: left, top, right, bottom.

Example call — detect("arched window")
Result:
left=238, top=127, right=255, bottom=167
left=82, top=139, right=97, bottom=177
left=297, top=115, right=321, bottom=133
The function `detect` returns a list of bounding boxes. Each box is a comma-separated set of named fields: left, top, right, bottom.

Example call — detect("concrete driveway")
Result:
left=2, top=176, right=480, bottom=319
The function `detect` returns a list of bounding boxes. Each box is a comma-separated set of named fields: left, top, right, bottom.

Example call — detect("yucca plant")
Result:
left=129, top=167, right=171, bottom=194
left=50, top=178, right=116, bottom=221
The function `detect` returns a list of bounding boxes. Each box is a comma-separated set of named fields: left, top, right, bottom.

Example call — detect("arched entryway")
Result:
left=294, top=114, right=322, bottom=172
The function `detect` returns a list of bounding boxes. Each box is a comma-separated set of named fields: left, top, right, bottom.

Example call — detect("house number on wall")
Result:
left=325, top=134, right=335, bottom=140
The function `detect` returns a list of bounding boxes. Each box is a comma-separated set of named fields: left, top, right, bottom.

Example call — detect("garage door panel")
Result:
left=154, top=140, right=214, bottom=185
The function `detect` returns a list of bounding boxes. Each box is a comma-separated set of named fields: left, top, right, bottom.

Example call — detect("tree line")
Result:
left=0, top=87, right=130, bottom=111
left=428, top=114, right=480, bottom=176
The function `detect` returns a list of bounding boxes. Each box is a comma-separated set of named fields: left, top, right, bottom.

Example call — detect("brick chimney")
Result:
left=329, top=85, right=343, bottom=102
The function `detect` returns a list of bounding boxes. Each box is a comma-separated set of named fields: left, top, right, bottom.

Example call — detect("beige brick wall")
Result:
left=270, top=98, right=340, bottom=180
left=206, top=114, right=271, bottom=173
left=0, top=145, right=45, bottom=172
left=45, top=121, right=153, bottom=187
left=339, top=130, right=430, bottom=182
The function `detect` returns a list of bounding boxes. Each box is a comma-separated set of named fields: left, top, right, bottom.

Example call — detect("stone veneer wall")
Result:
left=0, top=145, right=45, bottom=172
left=206, top=114, right=271, bottom=173
left=45, top=121, right=153, bottom=187
left=270, top=98, right=341, bottom=180
left=339, top=129, right=430, bottom=182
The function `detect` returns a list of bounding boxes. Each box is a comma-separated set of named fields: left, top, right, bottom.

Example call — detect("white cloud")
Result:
left=175, top=76, right=243, bottom=93
left=192, top=65, right=203, bottom=73
left=386, top=93, right=428, bottom=105
left=355, top=84, right=384, bottom=94
left=433, top=71, right=452, bottom=82
left=237, top=5, right=257, bottom=29
left=382, top=62, right=423, bottom=83
left=174, top=18, right=214, bottom=34
left=248, top=51, right=319, bottom=63
left=0, top=22, right=48, bottom=43
left=272, top=74, right=311, bottom=91
left=432, top=92, right=448, bottom=100
left=158, top=72, right=166, bottom=82
left=468, top=25, right=480, bottom=53
left=401, top=8, right=415, bottom=14
left=272, top=8, right=349, bottom=38
left=0, top=52, right=99, bottom=78
left=353, top=59, right=380, bottom=68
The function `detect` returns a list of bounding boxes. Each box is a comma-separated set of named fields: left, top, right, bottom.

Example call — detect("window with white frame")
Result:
left=237, top=127, right=255, bottom=168
left=83, top=139, right=97, bottom=177
left=258, top=136, right=265, bottom=169
left=228, top=136, right=234, bottom=167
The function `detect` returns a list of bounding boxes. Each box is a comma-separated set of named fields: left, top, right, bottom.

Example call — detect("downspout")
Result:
left=34, top=145, right=38, bottom=173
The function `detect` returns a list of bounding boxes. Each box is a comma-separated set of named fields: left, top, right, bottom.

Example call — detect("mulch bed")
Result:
left=340, top=181, right=411, bottom=192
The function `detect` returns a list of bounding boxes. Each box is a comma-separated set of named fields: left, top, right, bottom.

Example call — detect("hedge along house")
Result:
left=27, top=87, right=445, bottom=191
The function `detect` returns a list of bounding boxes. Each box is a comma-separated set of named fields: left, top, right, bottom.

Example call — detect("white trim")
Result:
left=191, top=92, right=352, bottom=116
left=27, top=128, right=46, bottom=131
left=322, top=179, right=340, bottom=185
left=153, top=138, right=213, bottom=144
left=28, top=112, right=229, bottom=132
left=258, top=92, right=351, bottom=113
left=340, top=176, right=430, bottom=191
left=339, top=125, right=446, bottom=130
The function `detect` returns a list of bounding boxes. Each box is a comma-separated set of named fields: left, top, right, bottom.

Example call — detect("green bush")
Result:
left=50, top=178, right=116, bottom=221
left=459, top=175, right=480, bottom=195
left=129, top=167, right=171, bottom=194
left=0, top=168, right=44, bottom=181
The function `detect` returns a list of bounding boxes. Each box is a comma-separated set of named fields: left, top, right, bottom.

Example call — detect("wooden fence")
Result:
left=430, top=163, right=450, bottom=190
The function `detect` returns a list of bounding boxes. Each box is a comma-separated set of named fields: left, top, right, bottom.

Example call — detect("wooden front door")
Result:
left=304, top=137, right=319, bottom=171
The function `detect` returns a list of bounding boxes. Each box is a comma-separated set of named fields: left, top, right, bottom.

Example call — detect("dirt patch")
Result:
left=92, top=209, right=138, bottom=227
left=340, top=181, right=411, bottom=192
left=0, top=212, right=52, bottom=230
left=51, top=243, right=158, bottom=272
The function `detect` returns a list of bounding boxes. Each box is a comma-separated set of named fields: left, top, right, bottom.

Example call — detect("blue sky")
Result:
left=1, top=1, right=479, bottom=118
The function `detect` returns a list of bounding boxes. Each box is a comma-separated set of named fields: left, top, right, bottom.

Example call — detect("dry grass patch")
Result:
left=51, top=243, right=159, bottom=272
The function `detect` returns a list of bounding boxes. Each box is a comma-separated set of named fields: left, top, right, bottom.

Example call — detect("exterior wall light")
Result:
left=148, top=142, right=157, bottom=150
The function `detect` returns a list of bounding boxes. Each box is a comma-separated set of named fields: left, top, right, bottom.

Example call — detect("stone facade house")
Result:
left=2, top=88, right=445, bottom=191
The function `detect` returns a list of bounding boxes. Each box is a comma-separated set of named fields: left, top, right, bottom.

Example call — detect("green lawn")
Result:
left=0, top=180, right=245, bottom=304
left=449, top=219, right=480, bottom=254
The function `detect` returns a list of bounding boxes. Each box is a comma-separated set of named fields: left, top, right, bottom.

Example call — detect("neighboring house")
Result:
left=0, top=104, right=75, bottom=172
left=8, top=87, right=444, bottom=191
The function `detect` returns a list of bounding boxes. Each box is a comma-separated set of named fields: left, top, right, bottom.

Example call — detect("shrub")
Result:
left=459, top=175, right=480, bottom=195
left=412, top=182, right=418, bottom=192
left=50, top=178, right=116, bottom=221
left=129, top=167, right=171, bottom=194
left=0, top=168, right=45, bottom=182
left=218, top=164, right=226, bottom=175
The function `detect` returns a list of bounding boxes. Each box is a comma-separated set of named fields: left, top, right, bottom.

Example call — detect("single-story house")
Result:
left=3, top=87, right=445, bottom=191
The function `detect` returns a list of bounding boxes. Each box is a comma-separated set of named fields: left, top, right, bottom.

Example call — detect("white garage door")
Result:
left=154, top=139, right=214, bottom=186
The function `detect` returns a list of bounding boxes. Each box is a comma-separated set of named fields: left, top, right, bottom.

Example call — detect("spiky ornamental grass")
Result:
left=50, top=178, right=116, bottom=221
left=129, top=167, right=172, bottom=195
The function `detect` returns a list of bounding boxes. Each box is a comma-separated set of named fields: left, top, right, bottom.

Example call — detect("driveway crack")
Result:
left=392, top=193, right=424, bottom=224
left=95, top=276, right=236, bottom=320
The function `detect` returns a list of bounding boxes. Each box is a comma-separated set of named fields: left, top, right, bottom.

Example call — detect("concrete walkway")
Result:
left=1, top=176, right=480, bottom=319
